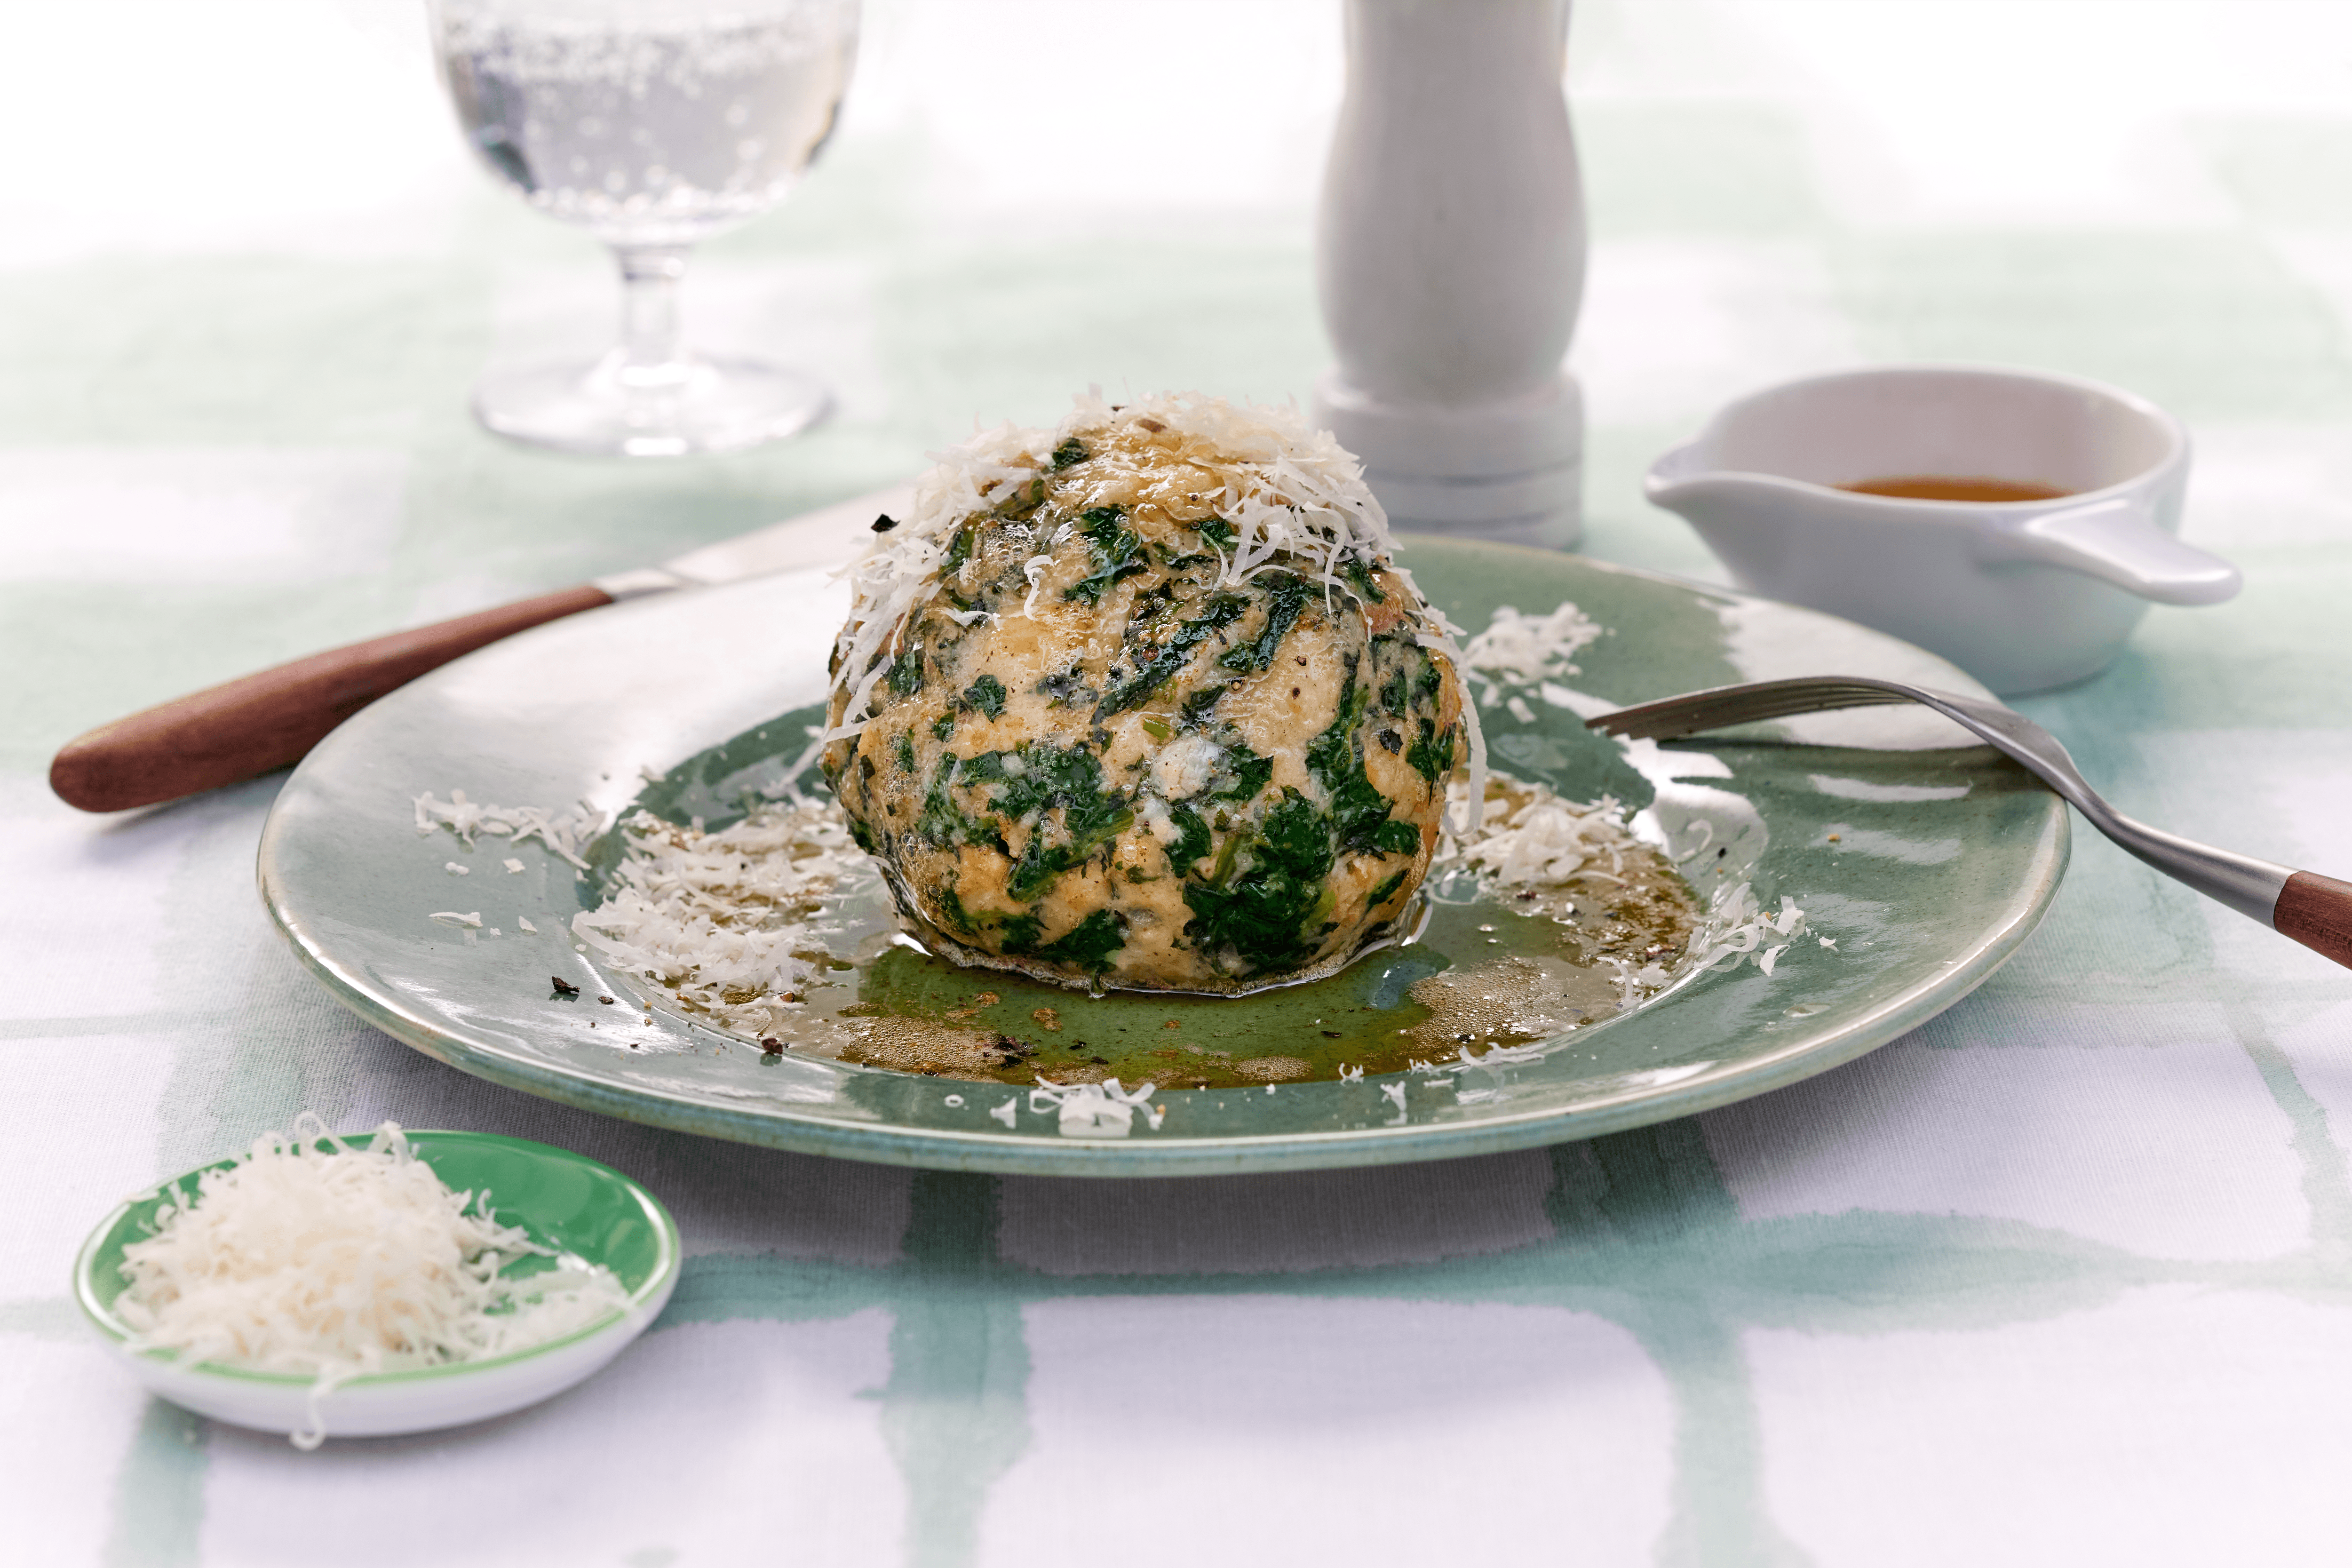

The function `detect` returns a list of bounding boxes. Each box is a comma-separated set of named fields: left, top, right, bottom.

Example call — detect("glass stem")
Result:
left=614, top=245, right=692, bottom=389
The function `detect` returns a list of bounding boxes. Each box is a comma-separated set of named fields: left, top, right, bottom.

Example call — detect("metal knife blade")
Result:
left=592, top=482, right=915, bottom=601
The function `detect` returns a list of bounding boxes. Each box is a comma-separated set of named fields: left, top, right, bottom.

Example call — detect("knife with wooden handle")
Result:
left=49, top=483, right=913, bottom=813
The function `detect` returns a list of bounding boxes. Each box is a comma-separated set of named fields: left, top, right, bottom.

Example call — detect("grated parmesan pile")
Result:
left=1442, top=772, right=1640, bottom=898
left=1441, top=768, right=1808, bottom=1013
left=819, top=388, right=1488, bottom=832
left=1028, top=1076, right=1164, bottom=1137
left=116, top=1117, right=630, bottom=1449
left=1692, top=881, right=1811, bottom=977
left=1458, top=601, right=1603, bottom=700
left=570, top=798, right=873, bottom=1040
left=413, top=789, right=605, bottom=870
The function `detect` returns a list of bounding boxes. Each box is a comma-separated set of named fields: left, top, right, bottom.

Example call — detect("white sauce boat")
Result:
left=1645, top=365, right=2240, bottom=695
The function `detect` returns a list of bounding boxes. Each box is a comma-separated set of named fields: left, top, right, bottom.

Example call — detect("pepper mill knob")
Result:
left=1311, top=0, right=1586, bottom=549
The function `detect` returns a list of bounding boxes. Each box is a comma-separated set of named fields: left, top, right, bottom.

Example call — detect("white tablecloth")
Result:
left=10, top=3, right=2352, bottom=1562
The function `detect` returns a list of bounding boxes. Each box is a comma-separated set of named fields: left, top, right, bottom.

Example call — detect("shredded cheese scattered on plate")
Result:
left=419, top=583, right=1819, bottom=1107
left=1459, top=601, right=1603, bottom=704
left=1026, top=1077, right=1164, bottom=1136
left=414, top=790, right=603, bottom=870
left=570, top=799, right=871, bottom=1041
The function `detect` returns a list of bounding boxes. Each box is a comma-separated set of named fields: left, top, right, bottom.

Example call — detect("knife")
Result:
left=48, top=482, right=913, bottom=813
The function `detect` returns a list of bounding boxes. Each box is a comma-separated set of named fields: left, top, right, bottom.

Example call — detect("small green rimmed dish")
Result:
left=73, top=1130, right=680, bottom=1441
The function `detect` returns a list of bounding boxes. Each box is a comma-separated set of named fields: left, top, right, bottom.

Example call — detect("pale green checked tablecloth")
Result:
left=8, top=2, right=2352, bottom=1563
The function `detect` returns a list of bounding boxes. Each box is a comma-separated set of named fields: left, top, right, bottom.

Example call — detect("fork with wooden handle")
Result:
left=1585, top=676, right=2352, bottom=971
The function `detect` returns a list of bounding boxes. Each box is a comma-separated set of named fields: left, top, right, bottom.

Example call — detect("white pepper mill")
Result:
left=1311, top=0, right=1585, bottom=549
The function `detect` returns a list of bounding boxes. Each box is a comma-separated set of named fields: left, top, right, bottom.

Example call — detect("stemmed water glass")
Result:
left=428, top=0, right=860, bottom=456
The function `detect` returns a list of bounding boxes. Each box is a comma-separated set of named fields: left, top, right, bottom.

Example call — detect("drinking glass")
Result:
left=428, top=0, right=859, bottom=456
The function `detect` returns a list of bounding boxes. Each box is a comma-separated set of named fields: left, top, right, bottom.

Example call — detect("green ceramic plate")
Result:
left=258, top=541, right=2066, bottom=1176
left=75, top=1130, right=680, bottom=1437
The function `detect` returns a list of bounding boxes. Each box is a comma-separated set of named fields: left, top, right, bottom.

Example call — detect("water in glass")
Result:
left=437, top=0, right=856, bottom=247
left=429, top=0, right=860, bottom=456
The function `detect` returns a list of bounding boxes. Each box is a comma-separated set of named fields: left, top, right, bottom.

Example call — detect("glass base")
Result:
left=472, top=349, right=832, bottom=458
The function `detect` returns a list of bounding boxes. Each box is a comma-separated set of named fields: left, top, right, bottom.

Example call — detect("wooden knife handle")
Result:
left=2276, top=870, right=2352, bottom=971
left=49, top=584, right=615, bottom=813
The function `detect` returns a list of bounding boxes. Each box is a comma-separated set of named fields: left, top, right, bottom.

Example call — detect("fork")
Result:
left=1585, top=676, right=2352, bottom=972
